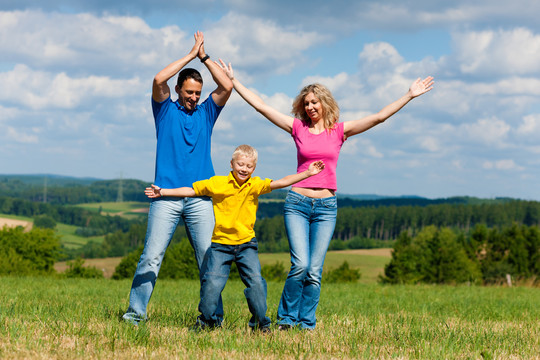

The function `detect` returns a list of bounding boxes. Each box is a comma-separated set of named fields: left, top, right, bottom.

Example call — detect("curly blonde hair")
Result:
left=291, top=83, right=340, bottom=130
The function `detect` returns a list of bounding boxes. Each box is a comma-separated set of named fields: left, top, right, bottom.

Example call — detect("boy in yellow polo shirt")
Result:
left=145, top=144, right=324, bottom=331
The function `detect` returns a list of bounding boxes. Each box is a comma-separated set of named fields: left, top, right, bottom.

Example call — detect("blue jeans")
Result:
left=198, top=239, right=271, bottom=329
left=123, top=196, right=220, bottom=323
left=277, top=191, right=337, bottom=329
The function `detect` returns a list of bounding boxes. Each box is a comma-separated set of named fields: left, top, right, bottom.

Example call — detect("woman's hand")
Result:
left=409, top=76, right=434, bottom=98
left=217, top=59, right=234, bottom=80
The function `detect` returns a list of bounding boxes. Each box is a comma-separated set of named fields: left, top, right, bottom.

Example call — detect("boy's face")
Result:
left=230, top=155, right=256, bottom=185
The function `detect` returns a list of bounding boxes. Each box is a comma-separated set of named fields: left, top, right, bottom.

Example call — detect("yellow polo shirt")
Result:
left=193, top=172, right=272, bottom=245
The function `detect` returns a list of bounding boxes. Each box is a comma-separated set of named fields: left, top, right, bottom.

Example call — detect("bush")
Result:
left=33, top=214, right=57, bottom=229
left=323, top=261, right=361, bottom=283
left=381, top=226, right=482, bottom=285
left=261, top=262, right=288, bottom=282
left=0, top=226, right=60, bottom=275
left=63, top=258, right=104, bottom=278
left=112, top=238, right=199, bottom=280
left=112, top=246, right=143, bottom=280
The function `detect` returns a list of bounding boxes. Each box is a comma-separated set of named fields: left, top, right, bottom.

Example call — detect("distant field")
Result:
left=0, top=213, right=104, bottom=250
left=0, top=214, right=33, bottom=230
left=76, top=201, right=149, bottom=219
left=55, top=249, right=392, bottom=282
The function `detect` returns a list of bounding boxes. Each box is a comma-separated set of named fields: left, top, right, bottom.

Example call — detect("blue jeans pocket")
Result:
left=322, top=197, right=337, bottom=208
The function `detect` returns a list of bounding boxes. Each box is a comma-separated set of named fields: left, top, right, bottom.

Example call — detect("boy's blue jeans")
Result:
left=198, top=238, right=271, bottom=329
left=122, top=196, right=222, bottom=323
left=277, top=190, right=337, bottom=329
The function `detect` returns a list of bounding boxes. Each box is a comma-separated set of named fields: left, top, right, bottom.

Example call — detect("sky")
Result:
left=1, top=0, right=539, bottom=200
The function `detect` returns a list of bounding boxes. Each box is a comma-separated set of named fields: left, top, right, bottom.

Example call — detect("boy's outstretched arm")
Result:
left=145, top=184, right=196, bottom=198
left=270, top=161, right=325, bottom=190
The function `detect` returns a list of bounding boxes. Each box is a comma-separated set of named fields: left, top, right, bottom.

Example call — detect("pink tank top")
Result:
left=291, top=118, right=345, bottom=191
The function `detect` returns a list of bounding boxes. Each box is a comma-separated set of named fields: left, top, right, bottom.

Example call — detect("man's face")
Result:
left=176, top=78, right=202, bottom=111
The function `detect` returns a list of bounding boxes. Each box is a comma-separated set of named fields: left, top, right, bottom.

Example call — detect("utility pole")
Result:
left=43, top=176, right=47, bottom=203
left=116, top=172, right=123, bottom=203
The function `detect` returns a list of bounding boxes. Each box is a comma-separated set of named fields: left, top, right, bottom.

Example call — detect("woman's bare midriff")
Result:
left=291, top=187, right=335, bottom=199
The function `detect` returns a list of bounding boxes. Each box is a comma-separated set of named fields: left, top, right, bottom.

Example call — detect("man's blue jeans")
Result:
left=122, top=196, right=220, bottom=323
left=197, top=239, right=271, bottom=329
left=277, top=191, right=337, bottom=329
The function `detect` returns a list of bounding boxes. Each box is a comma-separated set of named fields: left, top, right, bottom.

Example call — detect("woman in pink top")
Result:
left=218, top=60, right=433, bottom=330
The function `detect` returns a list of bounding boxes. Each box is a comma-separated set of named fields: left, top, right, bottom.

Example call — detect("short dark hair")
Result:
left=177, top=68, right=203, bottom=88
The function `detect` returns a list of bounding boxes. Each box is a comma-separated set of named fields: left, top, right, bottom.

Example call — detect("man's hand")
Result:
left=189, top=31, right=204, bottom=59
left=197, top=32, right=207, bottom=59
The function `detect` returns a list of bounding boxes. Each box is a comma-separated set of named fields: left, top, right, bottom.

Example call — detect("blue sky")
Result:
left=1, top=0, right=539, bottom=199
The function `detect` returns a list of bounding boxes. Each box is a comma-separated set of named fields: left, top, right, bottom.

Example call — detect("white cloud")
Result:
left=453, top=28, right=540, bottom=77
left=204, top=12, right=323, bottom=74
left=418, top=136, right=441, bottom=152
left=458, top=117, right=511, bottom=146
left=0, top=64, right=144, bottom=110
left=0, top=10, right=187, bottom=75
left=6, top=126, right=38, bottom=143
left=516, top=114, right=540, bottom=136
left=483, top=159, right=524, bottom=171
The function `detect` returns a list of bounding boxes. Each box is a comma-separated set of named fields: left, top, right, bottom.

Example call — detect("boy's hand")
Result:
left=145, top=184, right=162, bottom=198
left=307, top=160, right=325, bottom=176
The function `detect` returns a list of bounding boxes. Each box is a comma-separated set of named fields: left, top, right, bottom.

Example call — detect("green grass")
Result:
left=0, top=277, right=538, bottom=359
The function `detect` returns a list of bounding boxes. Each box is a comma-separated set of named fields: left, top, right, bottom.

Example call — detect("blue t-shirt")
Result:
left=152, top=95, right=223, bottom=188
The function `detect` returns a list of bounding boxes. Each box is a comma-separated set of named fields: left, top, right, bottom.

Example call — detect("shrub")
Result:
left=0, top=226, right=60, bottom=275
left=323, top=261, right=361, bottom=283
left=63, top=258, right=104, bottom=278
left=261, top=262, right=288, bottom=282
left=33, top=214, right=57, bottom=229
left=112, top=238, right=199, bottom=280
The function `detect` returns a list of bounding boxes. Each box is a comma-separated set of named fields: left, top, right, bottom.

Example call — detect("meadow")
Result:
left=1, top=277, right=538, bottom=359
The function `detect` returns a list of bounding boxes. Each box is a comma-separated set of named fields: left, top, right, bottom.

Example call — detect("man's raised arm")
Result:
left=152, top=31, right=204, bottom=103
left=197, top=34, right=233, bottom=106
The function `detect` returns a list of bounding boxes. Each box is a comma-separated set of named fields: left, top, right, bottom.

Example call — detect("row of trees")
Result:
left=381, top=224, right=540, bottom=284
left=253, top=200, right=540, bottom=252
left=0, top=178, right=150, bottom=205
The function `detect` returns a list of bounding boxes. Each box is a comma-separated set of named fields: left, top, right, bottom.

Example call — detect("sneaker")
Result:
left=250, top=324, right=271, bottom=333
left=278, top=324, right=292, bottom=331
left=260, top=326, right=271, bottom=333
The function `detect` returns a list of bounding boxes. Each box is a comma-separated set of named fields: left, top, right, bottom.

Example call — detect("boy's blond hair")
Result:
left=232, top=144, right=258, bottom=164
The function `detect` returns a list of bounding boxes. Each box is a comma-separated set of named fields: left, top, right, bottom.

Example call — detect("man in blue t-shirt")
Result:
left=123, top=31, right=232, bottom=324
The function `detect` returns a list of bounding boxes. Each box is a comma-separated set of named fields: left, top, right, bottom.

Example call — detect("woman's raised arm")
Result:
left=343, top=76, right=434, bottom=138
left=217, top=59, right=295, bottom=133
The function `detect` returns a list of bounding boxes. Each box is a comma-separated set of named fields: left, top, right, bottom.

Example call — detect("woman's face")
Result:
left=304, top=92, right=323, bottom=122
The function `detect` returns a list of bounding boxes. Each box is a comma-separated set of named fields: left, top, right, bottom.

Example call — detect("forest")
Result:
left=1, top=175, right=539, bottom=284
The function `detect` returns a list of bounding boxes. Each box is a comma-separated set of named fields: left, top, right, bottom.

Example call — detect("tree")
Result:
left=33, top=214, right=57, bottom=229
left=0, top=226, right=60, bottom=275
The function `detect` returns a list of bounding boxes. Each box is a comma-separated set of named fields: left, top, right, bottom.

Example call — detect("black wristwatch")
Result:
left=200, top=54, right=210, bottom=63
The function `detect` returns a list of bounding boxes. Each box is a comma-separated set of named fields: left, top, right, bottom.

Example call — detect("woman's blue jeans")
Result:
left=277, top=191, right=337, bottom=329
left=197, top=239, right=271, bottom=329
left=122, top=196, right=220, bottom=323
